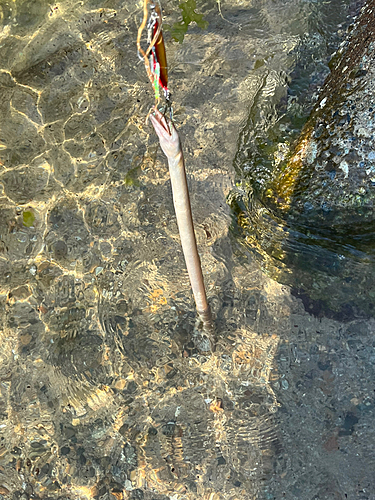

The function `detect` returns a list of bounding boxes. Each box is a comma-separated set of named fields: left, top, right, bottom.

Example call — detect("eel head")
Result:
left=149, top=108, right=181, bottom=160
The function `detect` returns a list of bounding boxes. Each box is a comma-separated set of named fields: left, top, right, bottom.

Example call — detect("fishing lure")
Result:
left=148, top=7, right=169, bottom=100
left=137, top=0, right=170, bottom=104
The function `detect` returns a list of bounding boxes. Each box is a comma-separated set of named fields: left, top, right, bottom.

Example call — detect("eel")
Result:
left=150, top=109, right=213, bottom=328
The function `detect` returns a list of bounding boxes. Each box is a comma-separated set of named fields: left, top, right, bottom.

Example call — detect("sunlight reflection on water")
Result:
left=0, top=0, right=373, bottom=499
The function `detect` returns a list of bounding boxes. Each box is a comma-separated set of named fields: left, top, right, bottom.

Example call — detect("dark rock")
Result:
left=234, top=0, right=375, bottom=318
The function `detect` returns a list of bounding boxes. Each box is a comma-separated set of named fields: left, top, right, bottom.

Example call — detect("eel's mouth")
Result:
left=149, top=108, right=171, bottom=137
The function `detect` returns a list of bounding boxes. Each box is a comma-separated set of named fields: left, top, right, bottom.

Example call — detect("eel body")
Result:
left=150, top=110, right=211, bottom=321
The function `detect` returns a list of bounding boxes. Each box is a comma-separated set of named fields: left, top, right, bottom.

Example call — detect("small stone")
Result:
left=53, top=240, right=68, bottom=259
left=129, top=470, right=137, bottom=481
left=95, top=266, right=103, bottom=275
left=281, top=379, right=289, bottom=390
left=29, top=265, right=37, bottom=276
left=19, top=334, right=32, bottom=346
left=131, top=489, right=144, bottom=499
left=114, top=379, right=126, bottom=390
left=124, top=479, right=133, bottom=491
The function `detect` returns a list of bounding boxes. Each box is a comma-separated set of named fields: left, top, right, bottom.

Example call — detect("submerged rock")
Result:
left=233, top=0, right=375, bottom=318
left=268, top=0, right=375, bottom=238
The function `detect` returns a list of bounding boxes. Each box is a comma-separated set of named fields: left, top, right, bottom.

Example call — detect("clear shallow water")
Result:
left=0, top=0, right=374, bottom=499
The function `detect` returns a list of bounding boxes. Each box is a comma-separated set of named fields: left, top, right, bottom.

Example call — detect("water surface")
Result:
left=0, top=0, right=374, bottom=499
